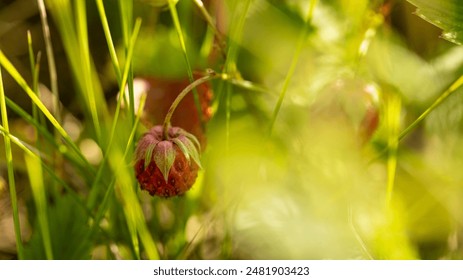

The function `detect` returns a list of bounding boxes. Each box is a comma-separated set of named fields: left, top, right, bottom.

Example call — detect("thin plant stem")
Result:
left=119, top=0, right=135, bottom=125
left=385, top=93, right=401, bottom=206
left=0, top=66, right=24, bottom=259
left=37, top=0, right=60, bottom=123
left=95, top=0, right=122, bottom=84
left=399, top=74, right=463, bottom=140
left=162, top=71, right=221, bottom=139
left=268, top=0, right=318, bottom=136
left=81, top=92, right=149, bottom=258
left=192, top=0, right=226, bottom=57
left=27, top=31, right=43, bottom=127
left=222, top=0, right=251, bottom=150
left=369, top=73, right=463, bottom=164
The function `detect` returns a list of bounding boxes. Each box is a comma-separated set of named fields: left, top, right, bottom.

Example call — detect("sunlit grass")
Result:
left=0, top=59, right=24, bottom=259
left=0, top=0, right=463, bottom=260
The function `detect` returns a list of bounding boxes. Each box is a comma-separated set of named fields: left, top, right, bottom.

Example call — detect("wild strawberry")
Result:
left=314, top=77, right=380, bottom=142
left=134, top=125, right=202, bottom=197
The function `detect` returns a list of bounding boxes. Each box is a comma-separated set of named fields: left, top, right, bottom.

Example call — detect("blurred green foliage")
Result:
left=1, top=0, right=463, bottom=260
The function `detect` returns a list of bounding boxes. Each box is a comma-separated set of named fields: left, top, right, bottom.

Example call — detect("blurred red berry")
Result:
left=315, top=77, right=380, bottom=142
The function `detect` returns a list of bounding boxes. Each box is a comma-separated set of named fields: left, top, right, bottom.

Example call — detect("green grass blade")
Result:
left=268, top=0, right=318, bottom=136
left=27, top=30, right=44, bottom=135
left=371, top=73, right=463, bottom=164
left=37, top=0, right=60, bottom=123
left=83, top=93, right=147, bottom=256
left=220, top=0, right=252, bottom=150
left=108, top=149, right=159, bottom=260
left=95, top=0, right=122, bottom=84
left=0, top=51, right=93, bottom=173
left=46, top=0, right=109, bottom=144
left=119, top=0, right=135, bottom=123
left=4, top=97, right=92, bottom=178
left=0, top=123, right=94, bottom=228
left=223, top=0, right=251, bottom=75
left=75, top=0, right=102, bottom=142
left=119, top=0, right=133, bottom=47
left=91, top=97, right=161, bottom=260
left=385, top=93, right=402, bottom=206
left=24, top=152, right=53, bottom=260
left=0, top=65, right=24, bottom=259
left=399, top=73, right=463, bottom=140
left=26, top=31, right=40, bottom=93
left=168, top=0, right=203, bottom=125
left=86, top=18, right=142, bottom=210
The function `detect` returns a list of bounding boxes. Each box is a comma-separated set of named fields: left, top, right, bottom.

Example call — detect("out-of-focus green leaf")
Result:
left=407, top=0, right=463, bottom=45
left=23, top=195, right=92, bottom=260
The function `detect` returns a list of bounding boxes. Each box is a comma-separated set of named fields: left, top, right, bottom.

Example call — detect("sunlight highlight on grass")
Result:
left=385, top=93, right=401, bottom=205
left=268, top=0, right=318, bottom=136
left=25, top=152, right=53, bottom=259
left=75, top=0, right=102, bottom=142
left=0, top=51, right=91, bottom=172
left=0, top=63, right=24, bottom=259
left=399, top=73, right=463, bottom=140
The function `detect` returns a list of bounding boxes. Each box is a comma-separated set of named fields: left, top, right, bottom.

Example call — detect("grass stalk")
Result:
left=86, top=18, right=142, bottom=209
left=193, top=0, right=226, bottom=57
left=4, top=96, right=92, bottom=178
left=0, top=51, right=92, bottom=173
left=82, top=93, right=147, bottom=256
left=0, top=120, right=94, bottom=218
left=95, top=0, right=122, bottom=84
left=37, top=0, right=60, bottom=123
left=25, top=152, right=53, bottom=260
left=168, top=0, right=203, bottom=125
left=0, top=65, right=24, bottom=259
left=370, top=73, right=463, bottom=164
left=75, top=0, right=102, bottom=143
left=268, top=0, right=318, bottom=136
left=119, top=0, right=135, bottom=125
left=399, top=74, right=463, bottom=140
left=385, top=93, right=401, bottom=206
left=27, top=31, right=44, bottom=131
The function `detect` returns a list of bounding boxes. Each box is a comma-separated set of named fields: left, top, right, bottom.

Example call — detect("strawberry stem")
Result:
left=162, top=69, right=222, bottom=140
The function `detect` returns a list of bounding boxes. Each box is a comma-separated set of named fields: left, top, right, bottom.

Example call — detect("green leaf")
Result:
left=153, top=141, right=176, bottom=182
left=176, top=135, right=202, bottom=169
left=177, top=128, right=201, bottom=151
left=144, top=143, right=156, bottom=170
left=172, top=137, right=190, bottom=163
left=407, top=0, right=463, bottom=45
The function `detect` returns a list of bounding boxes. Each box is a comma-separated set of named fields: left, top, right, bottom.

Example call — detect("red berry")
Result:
left=134, top=125, right=202, bottom=197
